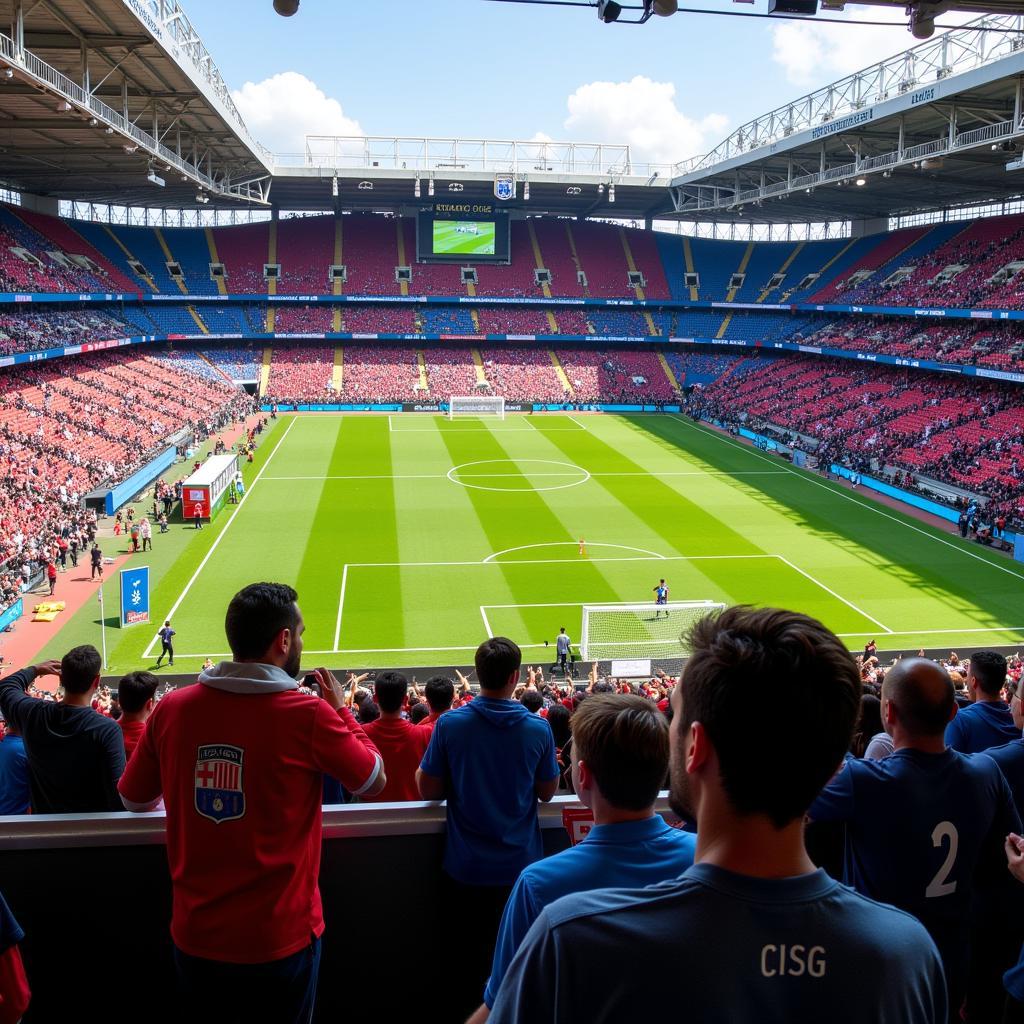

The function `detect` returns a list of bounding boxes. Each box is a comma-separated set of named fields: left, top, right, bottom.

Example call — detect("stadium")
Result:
left=4, top=0, right=1024, bottom=1020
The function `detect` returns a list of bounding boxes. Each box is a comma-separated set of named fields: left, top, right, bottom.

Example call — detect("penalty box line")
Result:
left=333, top=552, right=893, bottom=651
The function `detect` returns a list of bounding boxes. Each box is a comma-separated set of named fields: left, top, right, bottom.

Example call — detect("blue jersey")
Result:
left=654, top=585, right=668, bottom=603
left=810, top=748, right=1020, bottom=975
left=484, top=815, right=696, bottom=1008
left=944, top=700, right=1019, bottom=754
left=489, top=864, right=946, bottom=1024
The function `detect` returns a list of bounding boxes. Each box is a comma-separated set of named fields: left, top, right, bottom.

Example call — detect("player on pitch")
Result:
left=578, top=537, right=586, bottom=557
left=653, top=579, right=669, bottom=618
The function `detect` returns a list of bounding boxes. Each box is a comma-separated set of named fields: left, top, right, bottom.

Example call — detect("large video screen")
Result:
left=416, top=207, right=510, bottom=263
left=432, top=220, right=496, bottom=256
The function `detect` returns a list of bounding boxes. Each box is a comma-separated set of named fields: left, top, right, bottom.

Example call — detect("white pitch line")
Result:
left=483, top=541, right=667, bottom=563
left=261, top=470, right=790, bottom=481
left=670, top=414, right=1024, bottom=584
left=341, top=554, right=775, bottom=568
left=836, top=626, right=1024, bottom=638
left=773, top=555, right=894, bottom=635
left=142, top=417, right=298, bottom=659
left=480, top=606, right=494, bottom=637
left=333, top=564, right=349, bottom=651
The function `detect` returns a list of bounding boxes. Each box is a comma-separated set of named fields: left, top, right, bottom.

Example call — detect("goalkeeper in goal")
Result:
left=653, top=578, right=669, bottom=619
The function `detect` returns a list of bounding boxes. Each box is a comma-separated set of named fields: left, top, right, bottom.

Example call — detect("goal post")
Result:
left=449, top=395, right=505, bottom=419
left=580, top=601, right=725, bottom=662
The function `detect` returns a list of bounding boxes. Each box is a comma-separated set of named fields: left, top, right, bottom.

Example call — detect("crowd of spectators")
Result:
left=0, top=351, right=248, bottom=612
left=0, top=307, right=135, bottom=358
left=688, top=354, right=1024, bottom=527
left=7, top=585, right=1024, bottom=1021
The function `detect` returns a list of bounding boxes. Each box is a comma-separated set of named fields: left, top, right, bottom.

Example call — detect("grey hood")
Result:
left=199, top=661, right=298, bottom=694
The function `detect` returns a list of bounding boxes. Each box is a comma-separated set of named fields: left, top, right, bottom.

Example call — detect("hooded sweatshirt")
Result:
left=118, top=660, right=382, bottom=963
left=420, top=694, right=560, bottom=885
left=0, top=666, right=124, bottom=813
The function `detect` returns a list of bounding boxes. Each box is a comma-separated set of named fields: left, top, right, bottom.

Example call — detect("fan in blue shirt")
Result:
left=945, top=650, right=1018, bottom=754
left=0, top=724, right=29, bottom=815
left=469, top=694, right=696, bottom=1022
left=811, top=657, right=1020, bottom=1015
left=490, top=607, right=945, bottom=1024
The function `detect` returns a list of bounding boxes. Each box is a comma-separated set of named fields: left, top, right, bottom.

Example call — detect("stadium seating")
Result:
left=0, top=307, right=135, bottom=357
left=277, top=215, right=334, bottom=295
left=274, top=304, right=333, bottom=333
left=202, top=344, right=261, bottom=380
left=479, top=347, right=567, bottom=401
left=213, top=223, right=270, bottom=294
left=340, top=345, right=421, bottom=402
left=0, top=349, right=242, bottom=568
left=264, top=344, right=337, bottom=402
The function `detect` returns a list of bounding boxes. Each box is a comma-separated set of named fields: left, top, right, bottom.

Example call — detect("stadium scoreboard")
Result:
left=416, top=203, right=510, bottom=263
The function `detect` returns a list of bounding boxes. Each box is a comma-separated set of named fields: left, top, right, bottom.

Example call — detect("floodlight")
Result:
left=524, top=179, right=530, bottom=201
left=608, top=183, right=615, bottom=203
left=147, top=170, right=165, bottom=187
left=650, top=0, right=678, bottom=14
left=123, top=143, right=138, bottom=153
left=856, top=176, right=866, bottom=186
left=427, top=177, right=434, bottom=196
left=56, top=101, right=72, bottom=113
left=414, top=176, right=420, bottom=198
left=2, top=69, right=12, bottom=79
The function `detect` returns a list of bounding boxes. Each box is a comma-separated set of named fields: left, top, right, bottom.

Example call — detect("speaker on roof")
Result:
left=768, top=0, right=818, bottom=13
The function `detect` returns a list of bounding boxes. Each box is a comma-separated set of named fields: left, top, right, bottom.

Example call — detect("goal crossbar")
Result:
left=449, top=395, right=505, bottom=419
left=580, top=600, right=724, bottom=661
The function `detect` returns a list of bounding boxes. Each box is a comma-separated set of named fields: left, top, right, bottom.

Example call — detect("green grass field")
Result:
left=36, top=412, right=1024, bottom=674
left=432, top=220, right=496, bottom=256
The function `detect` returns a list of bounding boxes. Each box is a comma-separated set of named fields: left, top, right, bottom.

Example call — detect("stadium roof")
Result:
left=7, top=2, right=1024, bottom=226
left=0, top=0, right=271, bottom=207
left=668, top=13, right=1024, bottom=224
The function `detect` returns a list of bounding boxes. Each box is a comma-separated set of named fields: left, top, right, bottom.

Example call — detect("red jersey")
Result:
left=415, top=711, right=442, bottom=739
left=362, top=716, right=430, bottom=802
left=118, top=675, right=381, bottom=963
left=118, top=718, right=146, bottom=761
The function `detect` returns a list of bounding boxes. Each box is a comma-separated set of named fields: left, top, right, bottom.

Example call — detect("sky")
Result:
left=181, top=0, right=932, bottom=166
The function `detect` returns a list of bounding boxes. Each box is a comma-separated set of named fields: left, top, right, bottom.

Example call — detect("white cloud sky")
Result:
left=558, top=76, right=728, bottom=166
left=770, top=9, right=915, bottom=88
left=231, top=71, right=363, bottom=155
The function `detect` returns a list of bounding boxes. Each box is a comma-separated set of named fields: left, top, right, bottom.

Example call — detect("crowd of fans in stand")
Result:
left=6, top=583, right=1024, bottom=1022
left=687, top=355, right=1024, bottom=529
left=0, top=351, right=252, bottom=614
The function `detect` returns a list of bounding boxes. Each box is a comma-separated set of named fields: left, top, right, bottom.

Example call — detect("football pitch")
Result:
left=432, top=220, right=496, bottom=256
left=39, top=413, right=1024, bottom=673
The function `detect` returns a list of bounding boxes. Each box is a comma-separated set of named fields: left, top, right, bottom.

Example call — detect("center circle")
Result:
left=447, top=459, right=591, bottom=493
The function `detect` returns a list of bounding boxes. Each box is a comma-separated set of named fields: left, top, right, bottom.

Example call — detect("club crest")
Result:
left=194, top=744, right=245, bottom=823
left=494, top=174, right=515, bottom=201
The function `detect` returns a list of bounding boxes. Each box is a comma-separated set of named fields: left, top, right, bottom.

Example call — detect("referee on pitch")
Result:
left=552, top=627, right=572, bottom=678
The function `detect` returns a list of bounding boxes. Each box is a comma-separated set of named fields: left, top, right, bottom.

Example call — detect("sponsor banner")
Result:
left=119, top=565, right=150, bottom=628
left=974, top=367, right=1024, bottom=383
left=0, top=597, right=23, bottom=632
left=0, top=292, right=137, bottom=303
left=810, top=108, right=873, bottom=140
left=403, top=403, right=442, bottom=413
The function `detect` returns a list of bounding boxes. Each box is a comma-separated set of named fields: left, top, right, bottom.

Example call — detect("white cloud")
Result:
left=231, top=72, right=363, bottom=155
left=557, top=76, right=727, bottom=166
left=771, top=9, right=913, bottom=88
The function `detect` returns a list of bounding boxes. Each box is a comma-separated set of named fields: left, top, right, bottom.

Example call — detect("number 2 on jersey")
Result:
left=925, top=821, right=958, bottom=899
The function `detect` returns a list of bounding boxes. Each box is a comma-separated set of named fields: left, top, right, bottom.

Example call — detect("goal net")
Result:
left=449, top=395, right=505, bottom=420
left=580, top=601, right=725, bottom=661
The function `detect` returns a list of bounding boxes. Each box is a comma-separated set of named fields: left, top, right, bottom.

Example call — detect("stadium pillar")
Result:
left=271, top=203, right=280, bottom=222
left=644, top=216, right=653, bottom=231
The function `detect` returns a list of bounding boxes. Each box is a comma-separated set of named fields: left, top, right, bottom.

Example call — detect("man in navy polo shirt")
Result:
left=489, top=608, right=946, bottom=1024
left=417, top=636, right=559, bottom=1016
left=945, top=650, right=1018, bottom=754
left=467, top=693, right=695, bottom=1023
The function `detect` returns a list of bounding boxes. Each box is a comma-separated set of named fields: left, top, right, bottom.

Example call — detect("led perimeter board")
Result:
left=416, top=203, right=510, bottom=263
